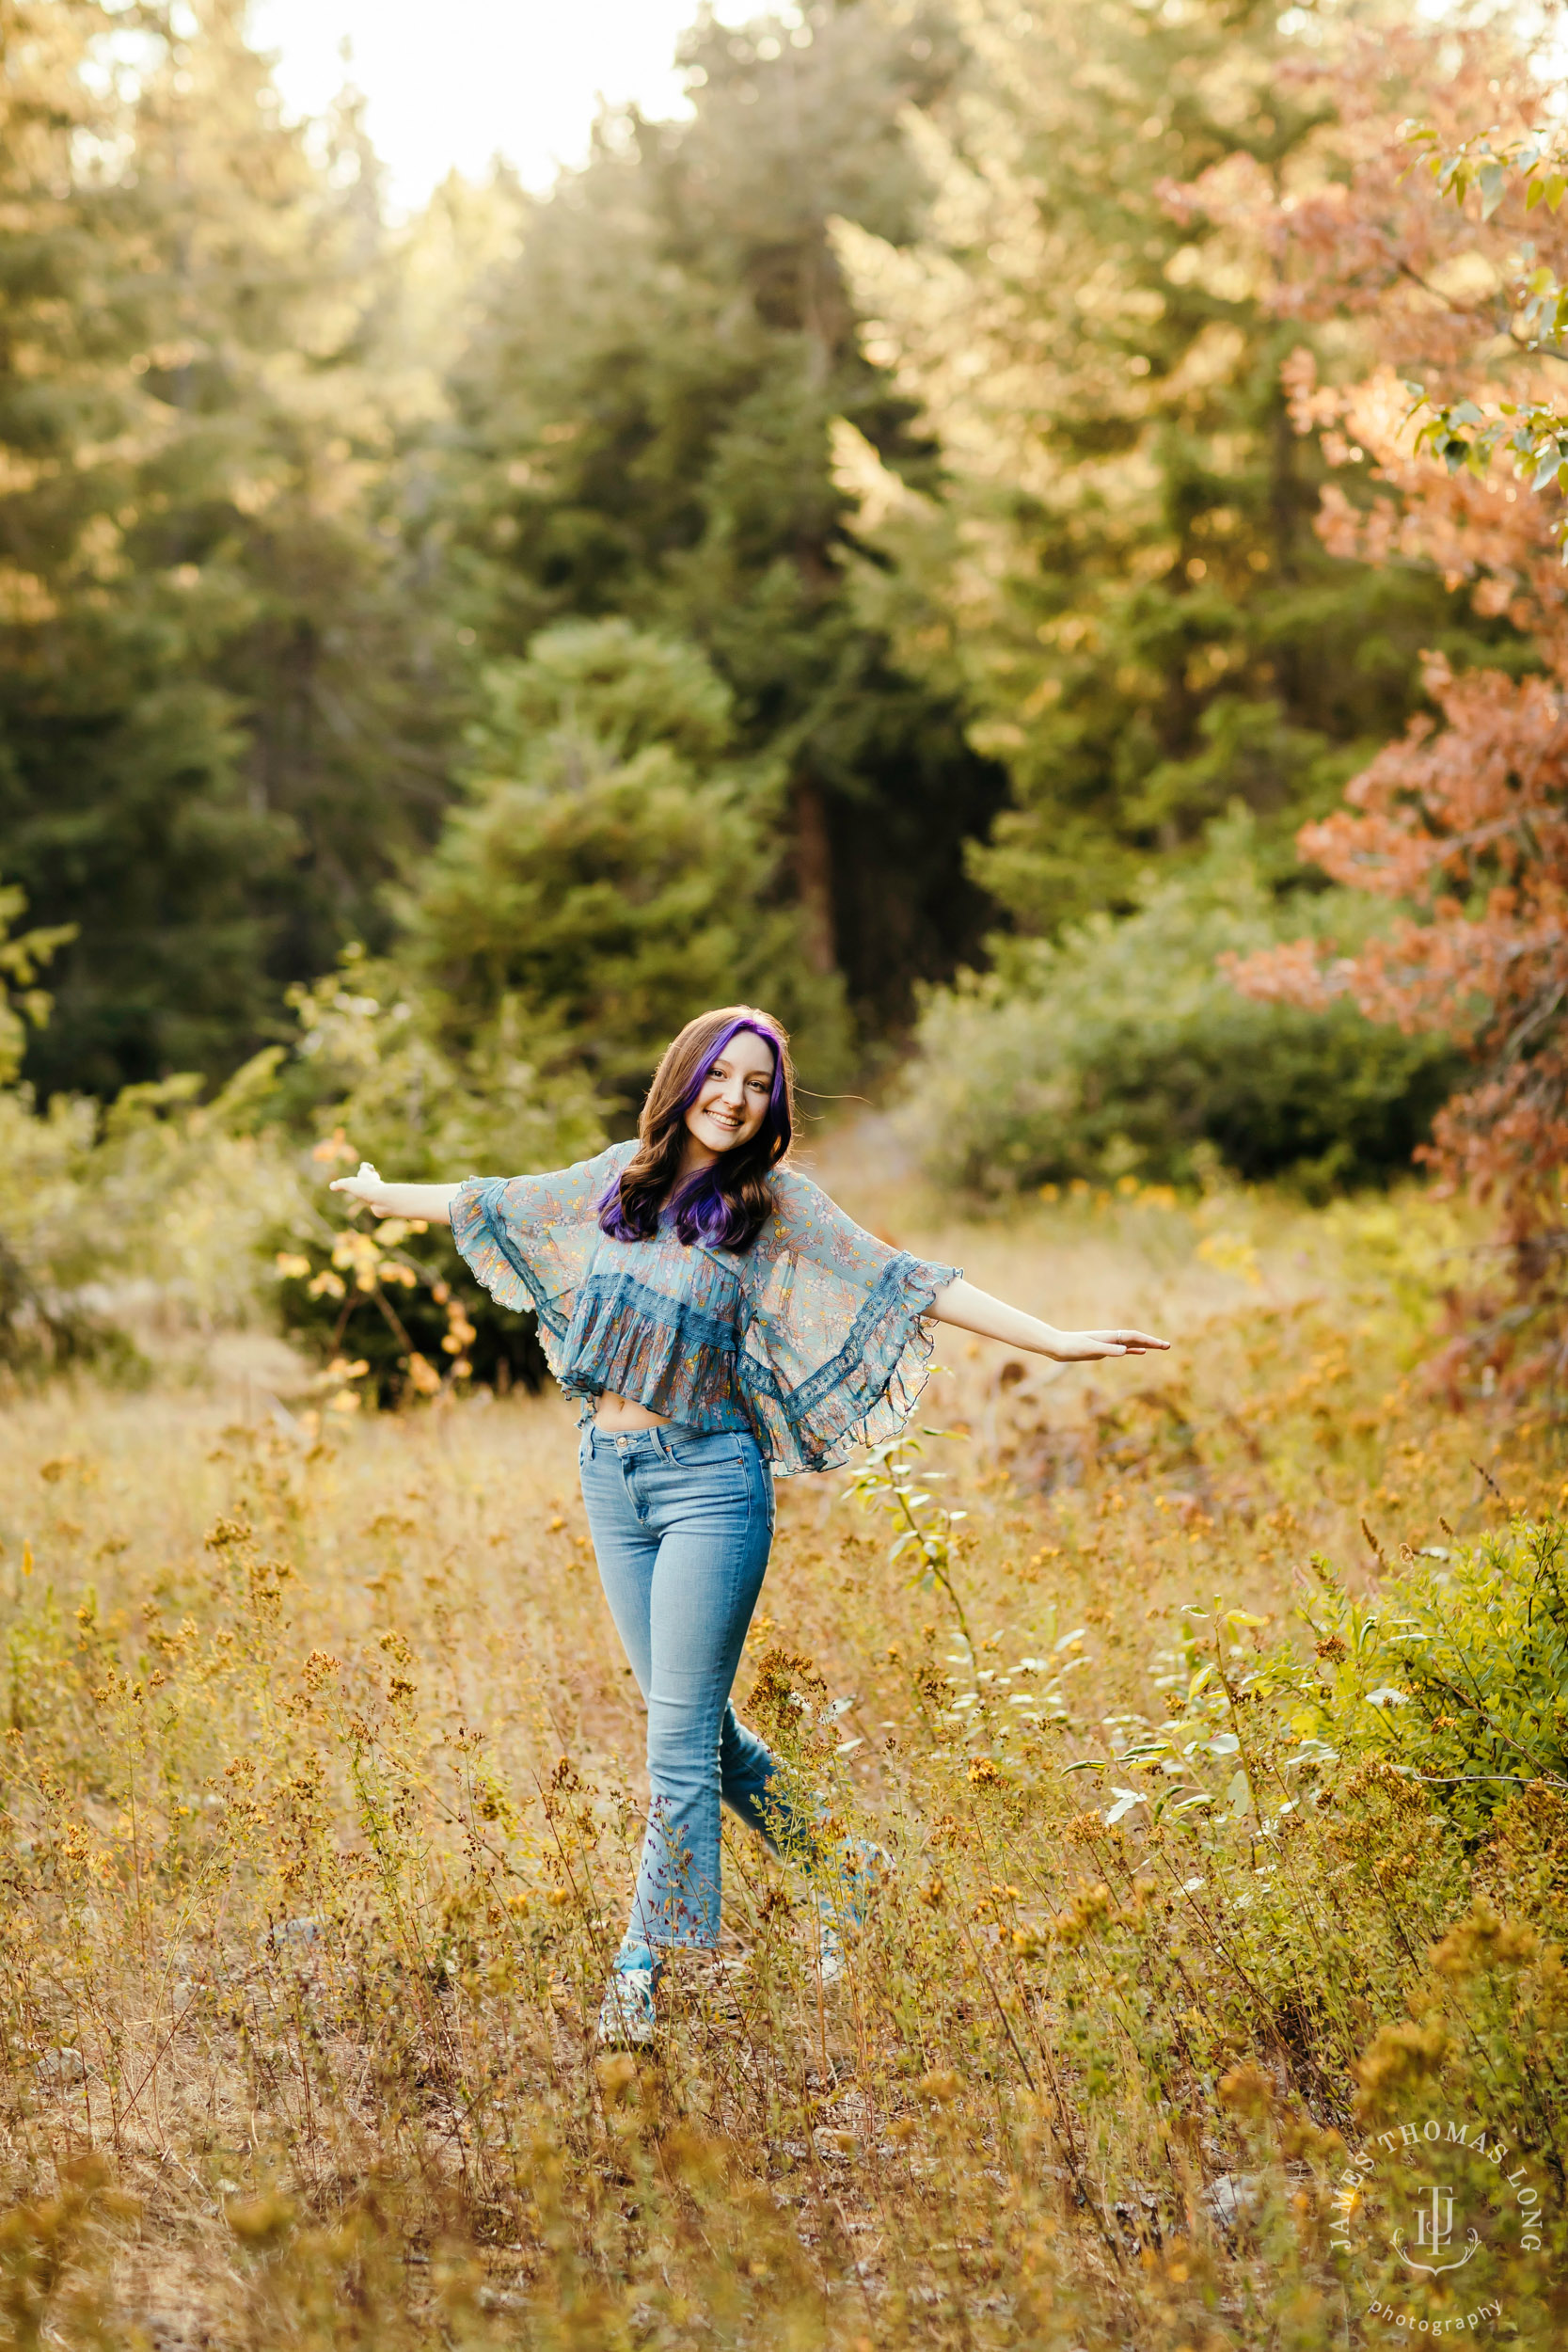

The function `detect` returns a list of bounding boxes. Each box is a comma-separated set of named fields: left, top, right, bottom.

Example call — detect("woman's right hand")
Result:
left=329, top=1162, right=396, bottom=1215
left=328, top=1167, right=463, bottom=1227
left=328, top=1163, right=421, bottom=1219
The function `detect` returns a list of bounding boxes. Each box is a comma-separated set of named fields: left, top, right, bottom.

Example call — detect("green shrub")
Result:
left=896, top=809, right=1462, bottom=1197
left=1297, top=1518, right=1568, bottom=1841
left=262, top=952, right=606, bottom=1405
left=1, top=887, right=308, bottom=1378
left=0, top=888, right=596, bottom=1396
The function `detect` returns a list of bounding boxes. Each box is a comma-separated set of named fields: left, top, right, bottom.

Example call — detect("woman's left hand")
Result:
left=1047, top=1327, right=1169, bottom=1361
left=929, top=1279, right=1169, bottom=1362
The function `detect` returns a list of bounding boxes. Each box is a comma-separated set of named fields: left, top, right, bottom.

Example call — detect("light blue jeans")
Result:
left=578, top=1421, right=807, bottom=1972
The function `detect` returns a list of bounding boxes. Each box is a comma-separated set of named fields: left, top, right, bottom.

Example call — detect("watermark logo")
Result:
left=1397, top=2180, right=1476, bottom=2276
left=1330, top=2110, right=1540, bottom=2334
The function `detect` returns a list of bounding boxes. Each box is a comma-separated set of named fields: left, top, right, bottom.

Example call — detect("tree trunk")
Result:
left=792, top=774, right=837, bottom=977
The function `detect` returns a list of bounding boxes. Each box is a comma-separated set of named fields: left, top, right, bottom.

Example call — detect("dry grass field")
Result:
left=0, top=1152, right=1564, bottom=2348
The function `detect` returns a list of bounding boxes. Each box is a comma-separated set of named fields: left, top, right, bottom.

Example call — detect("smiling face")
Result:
left=681, top=1027, right=778, bottom=1164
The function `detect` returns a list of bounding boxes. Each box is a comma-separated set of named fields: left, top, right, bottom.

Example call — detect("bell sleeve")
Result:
left=450, top=1142, right=632, bottom=1361
left=738, top=1168, right=960, bottom=1474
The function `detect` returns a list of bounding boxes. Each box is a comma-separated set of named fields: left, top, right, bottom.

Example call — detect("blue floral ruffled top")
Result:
left=451, top=1142, right=960, bottom=1475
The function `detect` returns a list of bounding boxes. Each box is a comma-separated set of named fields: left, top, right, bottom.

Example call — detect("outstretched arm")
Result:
left=329, top=1166, right=462, bottom=1226
left=930, top=1277, right=1167, bottom=1364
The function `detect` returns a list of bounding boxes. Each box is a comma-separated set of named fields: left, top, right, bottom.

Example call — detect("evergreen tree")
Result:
left=408, top=619, right=845, bottom=1113
left=839, top=0, right=1517, bottom=933
left=0, top=0, right=443, bottom=1098
left=436, top=1, right=1006, bottom=1037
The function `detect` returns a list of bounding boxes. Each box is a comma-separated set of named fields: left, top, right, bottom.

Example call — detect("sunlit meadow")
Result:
left=0, top=1148, right=1565, bottom=2348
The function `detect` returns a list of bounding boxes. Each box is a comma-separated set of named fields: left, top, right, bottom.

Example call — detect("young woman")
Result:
left=331, top=1004, right=1165, bottom=2043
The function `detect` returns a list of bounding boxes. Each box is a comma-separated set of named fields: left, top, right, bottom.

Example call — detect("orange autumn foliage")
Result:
left=1230, top=648, right=1568, bottom=1234
left=1164, top=12, right=1568, bottom=1375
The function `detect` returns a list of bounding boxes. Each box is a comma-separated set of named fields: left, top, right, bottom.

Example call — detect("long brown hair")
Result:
left=598, top=1005, right=795, bottom=1250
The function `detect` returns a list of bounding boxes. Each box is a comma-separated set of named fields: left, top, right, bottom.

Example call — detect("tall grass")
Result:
left=0, top=1177, right=1562, bottom=2347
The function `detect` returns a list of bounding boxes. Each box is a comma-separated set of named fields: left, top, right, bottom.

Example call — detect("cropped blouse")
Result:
left=450, top=1141, right=960, bottom=1476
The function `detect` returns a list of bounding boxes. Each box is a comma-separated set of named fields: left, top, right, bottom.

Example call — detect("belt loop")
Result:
left=586, top=1424, right=597, bottom=1460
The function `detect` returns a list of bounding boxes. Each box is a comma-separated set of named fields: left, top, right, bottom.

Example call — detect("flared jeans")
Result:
left=578, top=1420, right=807, bottom=1971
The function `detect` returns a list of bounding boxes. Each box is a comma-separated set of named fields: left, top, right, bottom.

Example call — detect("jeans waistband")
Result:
left=583, top=1421, right=705, bottom=1462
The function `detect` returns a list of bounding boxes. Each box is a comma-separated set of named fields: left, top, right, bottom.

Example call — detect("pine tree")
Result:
left=407, top=618, right=845, bottom=1112
left=0, top=0, right=442, bottom=1097
left=838, top=0, right=1513, bottom=933
left=436, top=1, right=1006, bottom=1037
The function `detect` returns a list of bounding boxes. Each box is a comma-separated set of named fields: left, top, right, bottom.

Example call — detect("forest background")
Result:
left=13, top=8, right=1568, bottom=2341
left=4, top=0, right=1568, bottom=1395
